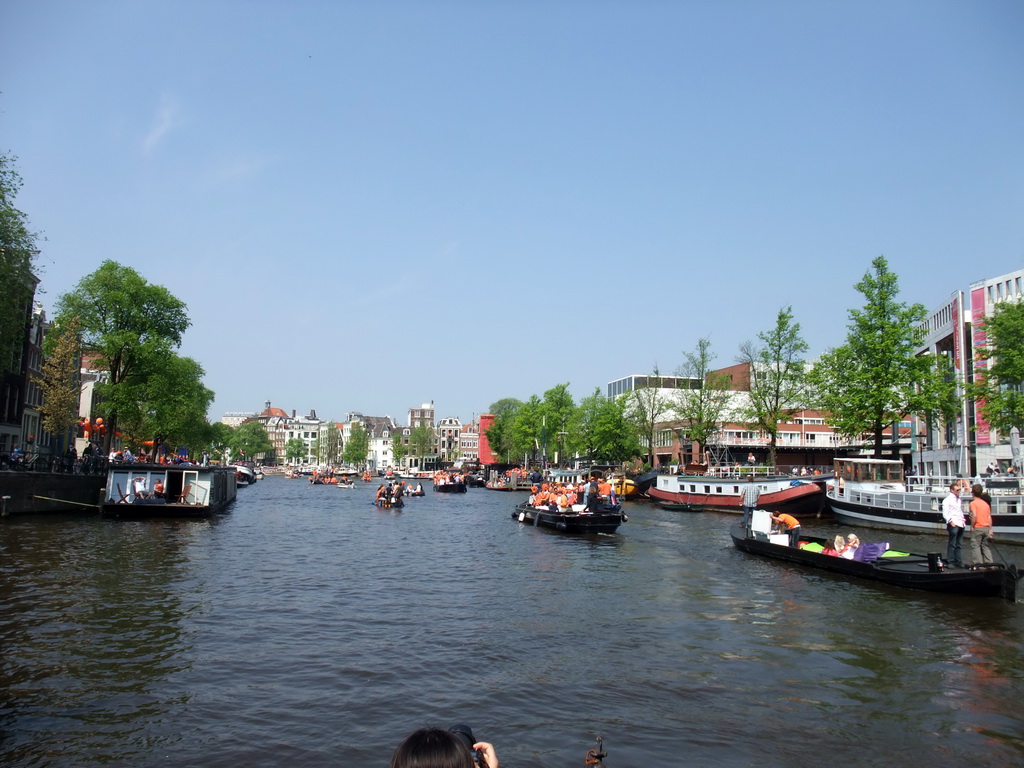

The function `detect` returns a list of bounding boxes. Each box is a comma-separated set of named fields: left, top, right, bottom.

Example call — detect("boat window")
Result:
left=704, top=486, right=711, bottom=493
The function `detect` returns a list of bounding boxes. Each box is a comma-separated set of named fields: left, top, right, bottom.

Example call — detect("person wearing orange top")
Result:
left=770, top=512, right=801, bottom=547
left=968, top=484, right=994, bottom=565
left=598, top=479, right=612, bottom=496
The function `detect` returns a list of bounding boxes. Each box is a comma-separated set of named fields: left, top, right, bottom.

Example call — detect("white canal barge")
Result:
left=827, top=457, right=1024, bottom=542
left=101, top=463, right=238, bottom=519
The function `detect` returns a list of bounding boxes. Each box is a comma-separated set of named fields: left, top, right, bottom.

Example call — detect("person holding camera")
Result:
left=390, top=725, right=498, bottom=768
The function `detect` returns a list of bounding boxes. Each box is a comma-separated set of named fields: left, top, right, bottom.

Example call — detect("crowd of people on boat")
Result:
left=433, top=471, right=465, bottom=486
left=527, top=473, right=617, bottom=514
left=374, top=479, right=424, bottom=507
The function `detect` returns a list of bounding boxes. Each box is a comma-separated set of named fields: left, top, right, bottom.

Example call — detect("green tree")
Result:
left=738, top=306, right=809, bottom=468
left=971, top=298, right=1024, bottom=434
left=578, top=388, right=642, bottom=464
left=203, top=422, right=236, bottom=465
left=509, top=395, right=544, bottom=464
left=114, top=351, right=213, bottom=456
left=540, top=383, right=577, bottom=464
left=0, top=154, right=40, bottom=380
left=485, top=398, right=523, bottom=462
left=285, top=436, right=308, bottom=465
left=36, top=315, right=82, bottom=443
left=409, top=423, right=435, bottom=464
left=391, top=429, right=408, bottom=467
left=343, top=422, right=369, bottom=467
left=52, top=261, right=190, bottom=451
left=628, top=367, right=675, bottom=466
left=673, top=338, right=733, bottom=459
left=233, top=420, right=273, bottom=463
left=808, top=256, right=957, bottom=456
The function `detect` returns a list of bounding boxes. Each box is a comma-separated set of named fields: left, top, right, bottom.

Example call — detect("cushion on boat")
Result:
left=852, top=542, right=890, bottom=563
left=801, top=542, right=825, bottom=553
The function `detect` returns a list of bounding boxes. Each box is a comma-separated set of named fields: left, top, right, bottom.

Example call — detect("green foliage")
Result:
left=578, top=388, right=643, bottom=463
left=972, top=299, right=1024, bottom=432
left=409, top=423, right=435, bottom=459
left=114, top=351, right=214, bottom=453
left=203, top=422, right=236, bottom=464
left=52, top=261, right=191, bottom=450
left=35, top=316, right=82, bottom=441
left=232, top=420, right=273, bottom=462
left=286, top=437, right=309, bottom=464
left=391, top=430, right=408, bottom=465
left=739, top=307, right=809, bottom=467
left=343, top=422, right=369, bottom=466
left=674, top=338, right=733, bottom=455
left=485, top=398, right=523, bottom=462
left=0, top=154, right=40, bottom=379
left=627, top=365, right=674, bottom=465
left=808, top=256, right=957, bottom=456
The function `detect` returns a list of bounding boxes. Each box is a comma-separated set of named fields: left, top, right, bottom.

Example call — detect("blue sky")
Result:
left=3, top=1, right=1022, bottom=425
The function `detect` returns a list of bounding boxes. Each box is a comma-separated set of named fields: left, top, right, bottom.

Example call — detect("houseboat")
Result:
left=648, top=469, right=825, bottom=515
left=827, top=458, right=1024, bottom=542
left=101, top=463, right=238, bottom=519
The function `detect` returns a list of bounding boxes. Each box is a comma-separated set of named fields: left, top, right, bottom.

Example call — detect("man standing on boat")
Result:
left=741, top=476, right=760, bottom=529
left=941, top=480, right=967, bottom=568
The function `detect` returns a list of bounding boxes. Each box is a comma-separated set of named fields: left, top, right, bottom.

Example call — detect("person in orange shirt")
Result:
left=770, top=512, right=802, bottom=547
left=968, top=484, right=994, bottom=565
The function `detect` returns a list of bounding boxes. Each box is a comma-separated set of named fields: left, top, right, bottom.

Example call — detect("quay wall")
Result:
left=0, top=473, right=105, bottom=516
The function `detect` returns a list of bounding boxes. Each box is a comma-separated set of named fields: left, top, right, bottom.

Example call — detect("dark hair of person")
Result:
left=390, top=728, right=474, bottom=768
left=971, top=484, right=992, bottom=504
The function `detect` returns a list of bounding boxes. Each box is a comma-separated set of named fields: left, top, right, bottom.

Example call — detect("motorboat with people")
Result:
left=827, top=458, right=1024, bottom=541
left=513, top=500, right=626, bottom=534
left=731, top=510, right=1019, bottom=601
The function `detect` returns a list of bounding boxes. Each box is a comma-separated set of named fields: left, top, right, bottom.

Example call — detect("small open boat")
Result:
left=513, top=501, right=626, bottom=535
left=731, top=511, right=1019, bottom=601
left=434, top=483, right=468, bottom=494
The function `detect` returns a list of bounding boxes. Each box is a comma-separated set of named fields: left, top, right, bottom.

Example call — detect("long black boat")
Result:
left=434, top=482, right=468, bottom=494
left=513, top=501, right=626, bottom=535
left=730, top=523, right=1020, bottom=601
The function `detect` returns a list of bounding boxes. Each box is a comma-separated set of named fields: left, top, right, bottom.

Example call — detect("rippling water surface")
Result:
left=2, top=478, right=1023, bottom=767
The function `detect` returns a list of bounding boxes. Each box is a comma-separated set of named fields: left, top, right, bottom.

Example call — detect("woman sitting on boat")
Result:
left=839, top=534, right=860, bottom=560
left=375, top=484, right=390, bottom=507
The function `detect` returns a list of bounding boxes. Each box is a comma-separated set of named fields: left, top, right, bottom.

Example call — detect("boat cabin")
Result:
left=834, top=458, right=904, bottom=489
left=103, top=463, right=237, bottom=516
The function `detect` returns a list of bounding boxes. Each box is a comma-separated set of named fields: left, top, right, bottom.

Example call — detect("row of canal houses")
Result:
left=223, top=401, right=485, bottom=471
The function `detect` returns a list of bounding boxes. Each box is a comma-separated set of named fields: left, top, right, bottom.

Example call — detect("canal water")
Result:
left=2, top=477, right=1022, bottom=768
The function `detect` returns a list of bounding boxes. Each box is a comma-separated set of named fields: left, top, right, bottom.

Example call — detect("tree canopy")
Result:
left=738, top=307, right=809, bottom=467
left=972, top=298, right=1024, bottom=434
left=673, top=338, right=733, bottom=458
left=53, top=261, right=192, bottom=451
left=627, top=366, right=675, bottom=466
left=35, top=316, right=82, bottom=442
left=0, top=154, right=40, bottom=379
left=232, top=420, right=273, bottom=463
left=343, top=422, right=369, bottom=467
left=808, top=256, right=957, bottom=456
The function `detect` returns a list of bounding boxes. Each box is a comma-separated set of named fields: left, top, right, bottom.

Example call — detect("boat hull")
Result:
left=434, top=483, right=468, bottom=493
left=730, top=524, right=1019, bottom=600
left=513, top=502, right=625, bottom=534
left=649, top=475, right=824, bottom=515
left=828, top=487, right=1024, bottom=542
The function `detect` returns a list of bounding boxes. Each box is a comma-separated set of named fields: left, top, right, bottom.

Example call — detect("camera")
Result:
left=449, top=723, right=485, bottom=768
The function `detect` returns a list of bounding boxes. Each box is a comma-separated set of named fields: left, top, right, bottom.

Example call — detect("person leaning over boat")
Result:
left=769, top=512, right=801, bottom=547
left=941, top=480, right=967, bottom=568
left=968, top=484, right=994, bottom=566
left=741, top=476, right=760, bottom=529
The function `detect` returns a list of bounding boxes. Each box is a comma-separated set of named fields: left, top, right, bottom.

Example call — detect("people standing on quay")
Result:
left=741, top=475, right=760, bottom=529
left=941, top=479, right=966, bottom=567
left=968, top=483, right=994, bottom=565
